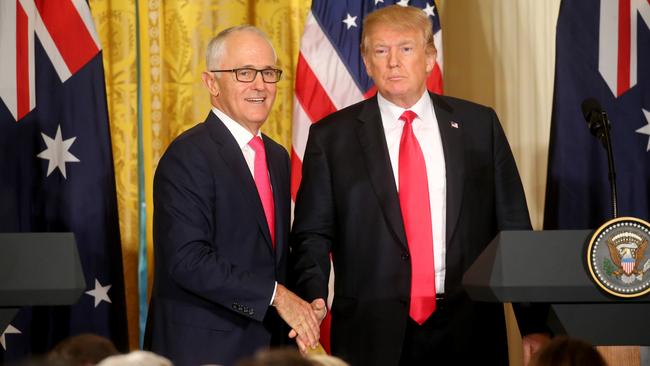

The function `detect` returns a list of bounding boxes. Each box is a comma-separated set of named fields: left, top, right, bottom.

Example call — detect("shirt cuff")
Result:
left=269, top=281, right=277, bottom=305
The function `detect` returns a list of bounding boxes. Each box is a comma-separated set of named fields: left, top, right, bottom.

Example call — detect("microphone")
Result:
left=581, top=98, right=609, bottom=149
left=580, top=98, right=617, bottom=218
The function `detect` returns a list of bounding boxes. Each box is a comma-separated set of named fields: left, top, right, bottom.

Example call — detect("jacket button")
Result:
left=401, top=252, right=409, bottom=260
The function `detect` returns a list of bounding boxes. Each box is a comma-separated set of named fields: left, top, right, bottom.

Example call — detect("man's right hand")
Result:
left=272, top=284, right=321, bottom=351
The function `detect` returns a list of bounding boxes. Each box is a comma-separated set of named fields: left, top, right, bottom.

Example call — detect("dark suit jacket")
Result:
left=144, top=112, right=291, bottom=366
left=291, top=93, right=532, bottom=365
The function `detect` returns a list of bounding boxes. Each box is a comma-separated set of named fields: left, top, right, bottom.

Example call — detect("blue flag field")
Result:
left=0, top=1, right=127, bottom=362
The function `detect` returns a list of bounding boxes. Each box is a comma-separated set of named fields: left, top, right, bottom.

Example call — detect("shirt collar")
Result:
left=377, top=90, right=432, bottom=125
left=211, top=107, right=261, bottom=148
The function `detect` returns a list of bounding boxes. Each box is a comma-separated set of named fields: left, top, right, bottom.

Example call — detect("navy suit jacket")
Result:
left=144, top=112, right=291, bottom=366
left=291, top=93, right=533, bottom=365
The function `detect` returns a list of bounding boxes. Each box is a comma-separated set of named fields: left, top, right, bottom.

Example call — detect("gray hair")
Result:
left=96, top=351, right=173, bottom=366
left=205, top=25, right=277, bottom=70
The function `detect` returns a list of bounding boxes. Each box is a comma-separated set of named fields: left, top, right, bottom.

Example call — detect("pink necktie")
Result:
left=249, top=136, right=275, bottom=247
left=398, top=110, right=436, bottom=325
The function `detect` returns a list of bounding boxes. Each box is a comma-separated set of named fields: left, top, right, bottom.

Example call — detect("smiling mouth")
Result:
left=245, top=97, right=266, bottom=104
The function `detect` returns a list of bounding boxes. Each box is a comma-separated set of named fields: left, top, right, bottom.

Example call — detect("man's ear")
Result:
left=362, top=54, right=373, bottom=79
left=201, top=71, right=220, bottom=97
left=425, top=47, right=436, bottom=73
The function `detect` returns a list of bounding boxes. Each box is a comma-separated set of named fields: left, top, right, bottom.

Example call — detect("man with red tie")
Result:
left=291, top=5, right=548, bottom=366
left=144, top=26, right=321, bottom=366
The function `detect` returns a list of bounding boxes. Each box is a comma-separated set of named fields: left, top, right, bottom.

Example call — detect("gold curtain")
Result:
left=91, top=0, right=310, bottom=349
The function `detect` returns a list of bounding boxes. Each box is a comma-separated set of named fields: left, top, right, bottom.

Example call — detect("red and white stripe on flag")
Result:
left=290, top=1, right=443, bottom=353
left=0, top=0, right=101, bottom=122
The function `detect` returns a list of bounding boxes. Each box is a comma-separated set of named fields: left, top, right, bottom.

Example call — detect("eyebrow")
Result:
left=372, top=40, right=417, bottom=48
left=240, top=64, right=278, bottom=69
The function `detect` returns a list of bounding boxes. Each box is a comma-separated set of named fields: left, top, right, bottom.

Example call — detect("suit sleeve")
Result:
left=489, top=109, right=551, bottom=335
left=490, top=108, right=532, bottom=231
left=290, top=125, right=334, bottom=302
left=154, top=141, right=274, bottom=322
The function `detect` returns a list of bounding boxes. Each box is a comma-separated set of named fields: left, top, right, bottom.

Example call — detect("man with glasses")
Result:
left=144, top=25, right=323, bottom=366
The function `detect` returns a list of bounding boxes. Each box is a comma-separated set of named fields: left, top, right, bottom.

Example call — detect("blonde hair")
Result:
left=360, top=5, right=434, bottom=55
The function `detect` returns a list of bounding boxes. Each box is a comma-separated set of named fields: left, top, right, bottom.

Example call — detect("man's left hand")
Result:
left=290, top=298, right=327, bottom=355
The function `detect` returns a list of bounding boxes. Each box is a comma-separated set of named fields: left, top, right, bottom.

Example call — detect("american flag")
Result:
left=291, top=0, right=443, bottom=352
left=0, top=0, right=127, bottom=361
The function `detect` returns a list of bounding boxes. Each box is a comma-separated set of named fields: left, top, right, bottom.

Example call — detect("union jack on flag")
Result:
left=0, top=0, right=127, bottom=361
left=0, top=0, right=101, bottom=122
left=290, top=0, right=443, bottom=353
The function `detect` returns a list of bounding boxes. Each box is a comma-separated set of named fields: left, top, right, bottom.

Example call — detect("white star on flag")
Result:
left=85, top=278, right=112, bottom=308
left=374, top=0, right=384, bottom=5
left=397, top=0, right=410, bottom=6
left=37, top=124, right=80, bottom=179
left=636, top=108, right=650, bottom=152
left=342, top=13, right=358, bottom=29
left=1, top=325, right=21, bottom=351
left=423, top=3, right=436, bottom=17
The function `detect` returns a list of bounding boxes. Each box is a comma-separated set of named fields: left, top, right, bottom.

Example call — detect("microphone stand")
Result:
left=599, top=111, right=618, bottom=218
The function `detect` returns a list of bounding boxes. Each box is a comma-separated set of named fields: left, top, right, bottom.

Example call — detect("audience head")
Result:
left=236, top=348, right=349, bottom=366
left=47, top=333, right=118, bottom=366
left=96, top=351, right=172, bottom=366
left=306, top=354, right=349, bottom=366
left=529, top=336, right=608, bottom=366
left=236, top=348, right=313, bottom=366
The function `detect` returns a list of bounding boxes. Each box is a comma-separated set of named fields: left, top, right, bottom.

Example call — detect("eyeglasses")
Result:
left=210, top=68, right=283, bottom=83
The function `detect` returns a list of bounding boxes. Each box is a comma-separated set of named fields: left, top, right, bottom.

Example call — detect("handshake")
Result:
left=271, top=284, right=328, bottom=355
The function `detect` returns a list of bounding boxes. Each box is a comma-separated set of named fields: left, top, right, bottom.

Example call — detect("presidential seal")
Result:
left=587, top=217, right=650, bottom=298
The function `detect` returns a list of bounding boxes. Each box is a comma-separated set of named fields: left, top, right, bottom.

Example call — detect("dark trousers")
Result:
left=399, top=298, right=455, bottom=366
left=399, top=297, right=510, bottom=366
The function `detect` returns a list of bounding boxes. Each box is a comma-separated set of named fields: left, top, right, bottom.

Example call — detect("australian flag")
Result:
left=0, top=1, right=127, bottom=362
left=545, top=0, right=650, bottom=229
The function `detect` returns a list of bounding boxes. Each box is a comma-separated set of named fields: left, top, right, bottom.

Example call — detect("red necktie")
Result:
left=398, top=110, right=436, bottom=325
left=249, top=136, right=275, bottom=247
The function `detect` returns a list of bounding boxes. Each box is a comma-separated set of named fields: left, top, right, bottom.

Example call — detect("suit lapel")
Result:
left=356, top=97, right=408, bottom=249
left=205, top=112, right=274, bottom=249
left=430, top=93, right=465, bottom=247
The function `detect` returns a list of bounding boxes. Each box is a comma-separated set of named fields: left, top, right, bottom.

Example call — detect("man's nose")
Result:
left=251, top=71, right=265, bottom=89
left=388, top=49, right=400, bottom=68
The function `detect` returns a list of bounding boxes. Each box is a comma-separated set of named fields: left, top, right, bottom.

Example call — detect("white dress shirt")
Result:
left=377, top=91, right=447, bottom=293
